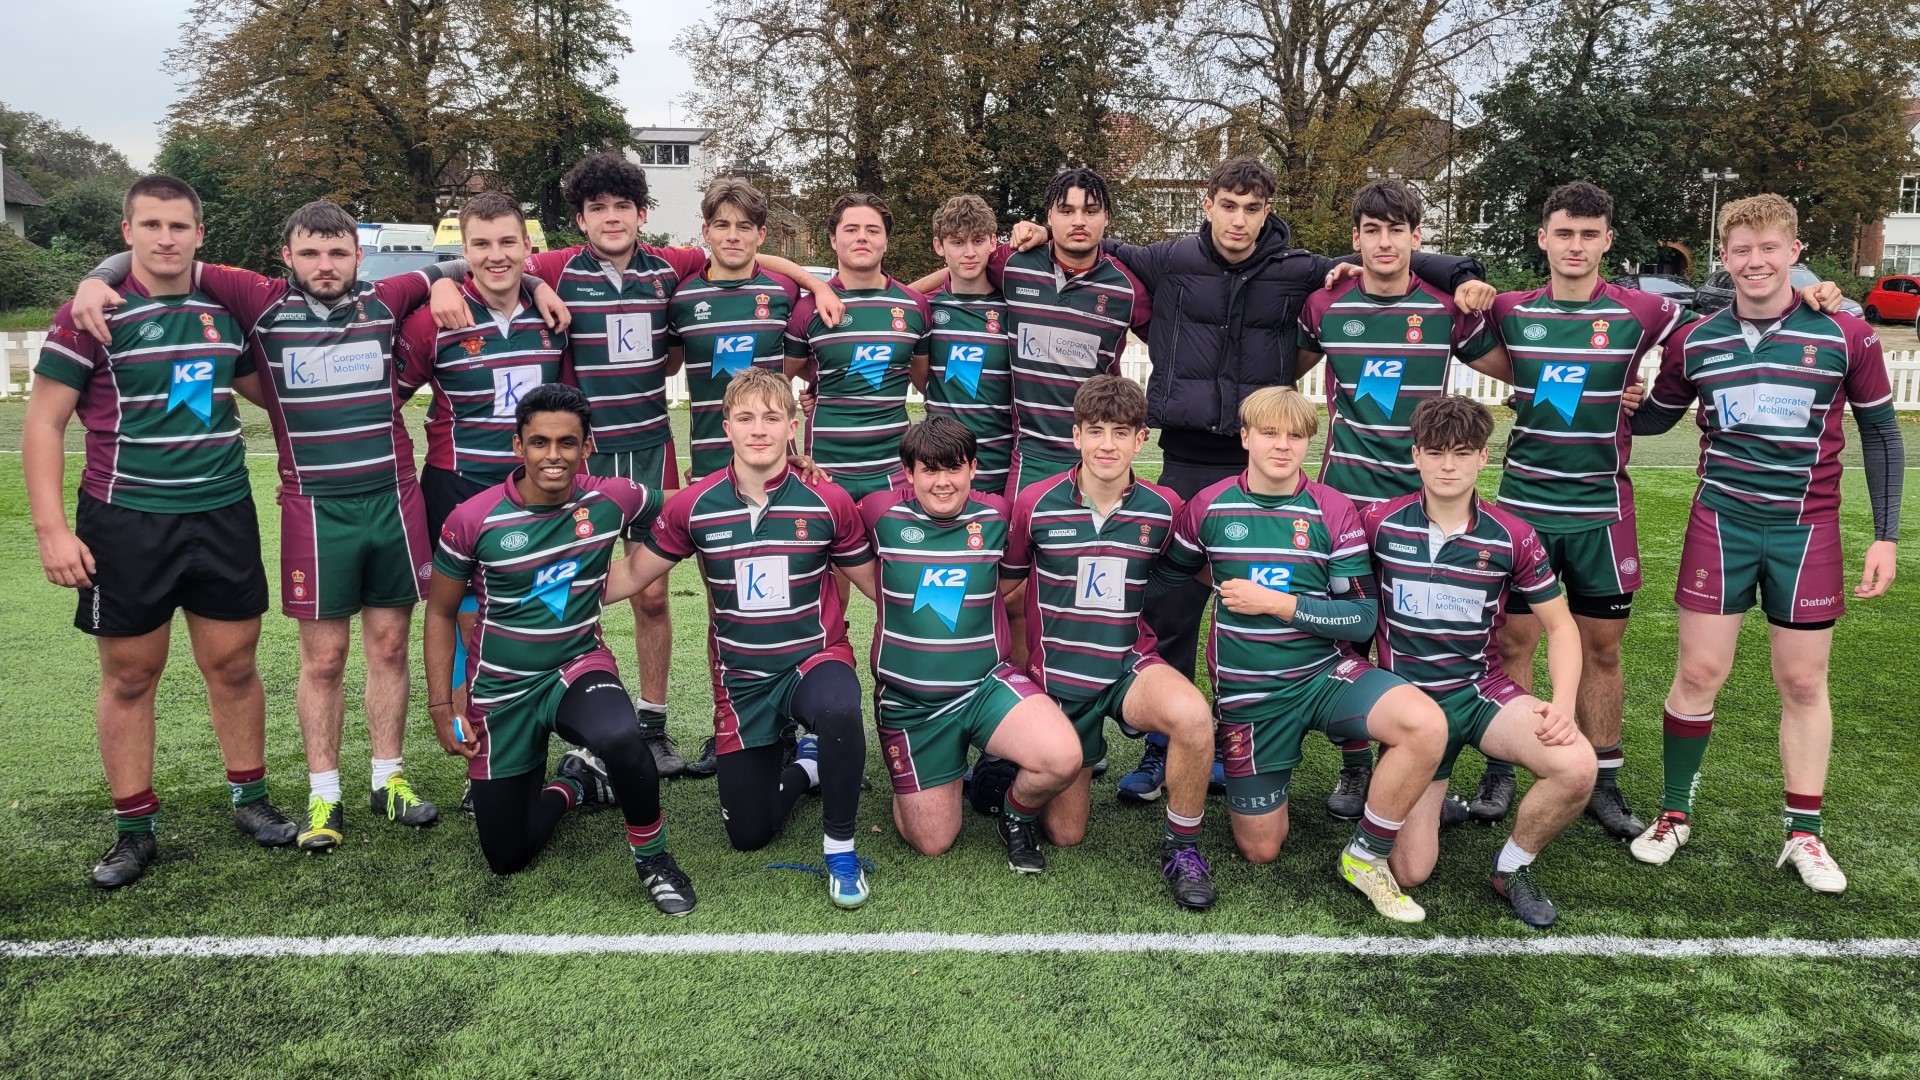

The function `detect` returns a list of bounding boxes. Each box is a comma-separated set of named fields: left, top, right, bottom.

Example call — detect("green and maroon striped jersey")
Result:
left=37, top=282, right=252, bottom=513
left=396, top=281, right=570, bottom=483
left=1003, top=466, right=1178, bottom=699
left=785, top=277, right=930, bottom=478
left=860, top=489, right=1018, bottom=719
left=924, top=288, right=1014, bottom=491
left=1651, top=300, right=1895, bottom=525
left=668, top=269, right=801, bottom=480
left=1492, top=282, right=1682, bottom=532
left=1157, top=474, right=1373, bottom=718
left=645, top=464, right=872, bottom=693
left=190, top=263, right=439, bottom=497
left=1360, top=492, right=1560, bottom=694
left=524, top=244, right=706, bottom=454
left=1298, top=278, right=1495, bottom=506
left=433, top=471, right=660, bottom=775
left=988, top=244, right=1150, bottom=464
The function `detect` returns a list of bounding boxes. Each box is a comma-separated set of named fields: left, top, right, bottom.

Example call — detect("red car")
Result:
left=1863, top=275, right=1920, bottom=324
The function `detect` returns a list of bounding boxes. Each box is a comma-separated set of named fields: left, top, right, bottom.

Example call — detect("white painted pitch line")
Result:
left=3, top=932, right=1917, bottom=960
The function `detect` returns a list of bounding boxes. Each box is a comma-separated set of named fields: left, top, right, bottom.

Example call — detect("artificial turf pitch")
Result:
left=1, top=403, right=1917, bottom=1078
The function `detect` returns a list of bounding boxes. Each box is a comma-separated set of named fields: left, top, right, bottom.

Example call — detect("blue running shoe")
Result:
left=1117, top=735, right=1168, bottom=804
left=793, top=735, right=821, bottom=793
left=825, top=851, right=871, bottom=909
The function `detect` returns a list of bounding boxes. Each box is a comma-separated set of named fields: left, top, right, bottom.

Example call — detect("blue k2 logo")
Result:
left=1247, top=565, right=1293, bottom=592
left=531, top=559, right=580, bottom=618
left=912, top=565, right=968, bottom=631
left=713, top=334, right=756, bottom=377
left=1536, top=363, right=1587, bottom=423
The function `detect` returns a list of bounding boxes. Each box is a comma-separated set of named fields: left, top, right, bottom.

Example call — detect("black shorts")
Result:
left=422, top=465, right=494, bottom=538
left=74, top=493, right=269, bottom=637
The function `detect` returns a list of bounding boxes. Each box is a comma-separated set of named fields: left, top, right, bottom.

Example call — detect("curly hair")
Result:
left=562, top=153, right=650, bottom=216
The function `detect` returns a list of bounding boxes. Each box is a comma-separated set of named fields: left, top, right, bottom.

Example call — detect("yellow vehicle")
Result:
left=433, top=213, right=549, bottom=253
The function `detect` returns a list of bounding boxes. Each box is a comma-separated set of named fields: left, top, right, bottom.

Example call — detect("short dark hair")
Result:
left=562, top=153, right=649, bottom=217
left=459, top=192, right=525, bottom=234
left=1042, top=167, right=1111, bottom=217
left=703, top=177, right=768, bottom=228
left=1074, top=374, right=1147, bottom=429
left=1541, top=181, right=1613, bottom=228
left=281, top=200, right=358, bottom=247
left=1352, top=179, right=1422, bottom=228
left=515, top=382, right=593, bottom=437
left=1205, top=156, right=1274, bottom=201
left=123, top=174, right=201, bottom=224
left=1409, top=395, right=1494, bottom=452
left=829, top=192, right=893, bottom=235
left=899, top=415, right=976, bottom=472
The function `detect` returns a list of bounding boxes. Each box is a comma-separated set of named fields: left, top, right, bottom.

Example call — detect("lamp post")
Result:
left=1701, top=168, right=1738, bottom=272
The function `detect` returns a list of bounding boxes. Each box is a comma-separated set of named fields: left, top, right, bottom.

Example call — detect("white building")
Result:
left=627, top=127, right=715, bottom=245
left=1860, top=100, right=1920, bottom=276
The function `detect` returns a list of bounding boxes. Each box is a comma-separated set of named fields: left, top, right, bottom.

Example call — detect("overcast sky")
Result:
left=0, top=1, right=708, bottom=171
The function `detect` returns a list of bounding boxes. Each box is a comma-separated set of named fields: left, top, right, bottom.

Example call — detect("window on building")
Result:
left=1885, top=244, right=1920, bottom=275
left=1900, top=175, right=1920, bottom=215
left=636, top=143, right=691, bottom=167
left=1150, top=188, right=1202, bottom=235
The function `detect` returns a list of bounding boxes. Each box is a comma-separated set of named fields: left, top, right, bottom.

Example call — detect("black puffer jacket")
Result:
left=1107, top=219, right=1482, bottom=466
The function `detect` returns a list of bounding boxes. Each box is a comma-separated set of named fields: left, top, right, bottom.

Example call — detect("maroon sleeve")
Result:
left=986, top=243, right=1014, bottom=289
left=649, top=244, right=709, bottom=284
left=433, top=496, right=486, bottom=580
left=1648, top=321, right=1699, bottom=412
left=643, top=486, right=699, bottom=562
left=193, top=263, right=282, bottom=329
left=521, top=248, right=575, bottom=285
left=760, top=270, right=802, bottom=306
left=1002, top=483, right=1041, bottom=578
left=34, top=304, right=107, bottom=390
left=1625, top=285, right=1685, bottom=360
left=819, top=481, right=875, bottom=567
left=784, top=294, right=819, bottom=359
left=1842, top=317, right=1896, bottom=417
left=371, top=270, right=436, bottom=321
left=1359, top=497, right=1388, bottom=546
left=906, top=285, right=934, bottom=357
left=395, top=306, right=439, bottom=394
left=858, top=488, right=904, bottom=539
left=1509, top=518, right=1560, bottom=602
left=1113, top=257, right=1153, bottom=329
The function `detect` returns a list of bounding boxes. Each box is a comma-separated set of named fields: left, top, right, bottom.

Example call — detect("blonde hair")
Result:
left=721, top=366, right=798, bottom=420
left=1239, top=386, right=1319, bottom=438
left=931, top=194, right=996, bottom=241
left=1718, top=193, right=1797, bottom=244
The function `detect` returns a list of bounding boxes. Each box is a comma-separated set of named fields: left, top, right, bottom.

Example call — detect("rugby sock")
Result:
left=635, top=700, right=667, bottom=734
left=1482, top=758, right=1516, bottom=781
left=226, top=767, right=268, bottom=806
left=627, top=816, right=667, bottom=859
left=1660, top=706, right=1714, bottom=815
left=1163, top=808, right=1203, bottom=848
left=370, top=757, right=404, bottom=791
left=1592, top=743, right=1625, bottom=787
left=1495, top=839, right=1537, bottom=875
left=1339, top=739, right=1373, bottom=770
left=794, top=756, right=821, bottom=788
left=544, top=777, right=583, bottom=811
left=1347, top=804, right=1403, bottom=861
left=1785, top=791, right=1824, bottom=838
left=1003, top=790, right=1041, bottom=825
left=823, top=835, right=856, bottom=856
left=113, top=790, right=160, bottom=834
left=308, top=770, right=341, bottom=804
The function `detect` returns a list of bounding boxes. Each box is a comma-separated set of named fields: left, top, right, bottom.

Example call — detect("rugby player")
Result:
left=861, top=416, right=1083, bottom=872
left=27, top=175, right=295, bottom=887
left=1361, top=396, right=1597, bottom=927
left=1152, top=386, right=1450, bottom=922
left=922, top=194, right=1015, bottom=495
left=426, top=383, right=693, bottom=914
left=1626, top=194, right=1903, bottom=893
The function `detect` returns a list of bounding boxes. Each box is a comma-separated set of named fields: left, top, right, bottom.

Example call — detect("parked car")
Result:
left=1614, top=272, right=1697, bottom=314
left=1863, top=275, right=1920, bottom=325
left=1694, top=265, right=1865, bottom=320
left=359, top=250, right=457, bottom=281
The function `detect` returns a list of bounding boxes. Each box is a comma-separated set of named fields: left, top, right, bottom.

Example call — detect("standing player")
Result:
left=26, top=175, right=295, bottom=887
left=861, top=417, right=1084, bottom=871
left=923, top=194, right=1015, bottom=495
left=426, top=384, right=694, bottom=914
left=606, top=368, right=877, bottom=908
left=1361, top=396, right=1597, bottom=928
left=786, top=192, right=931, bottom=502
left=1626, top=194, right=1903, bottom=893
left=1002, top=376, right=1219, bottom=910
left=1152, top=387, right=1449, bottom=922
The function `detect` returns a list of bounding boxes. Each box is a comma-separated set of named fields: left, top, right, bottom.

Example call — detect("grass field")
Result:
left=2, top=401, right=1919, bottom=1078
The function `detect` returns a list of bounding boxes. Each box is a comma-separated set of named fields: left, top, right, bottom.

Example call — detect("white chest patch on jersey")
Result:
left=736, top=555, right=792, bottom=611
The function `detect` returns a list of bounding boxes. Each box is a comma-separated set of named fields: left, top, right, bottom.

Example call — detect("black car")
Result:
left=359, top=250, right=457, bottom=281
left=1614, top=273, right=1697, bottom=314
left=1694, top=265, right=1865, bottom=319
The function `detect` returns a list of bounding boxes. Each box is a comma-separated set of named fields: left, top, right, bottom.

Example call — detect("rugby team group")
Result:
left=22, top=149, right=1903, bottom=929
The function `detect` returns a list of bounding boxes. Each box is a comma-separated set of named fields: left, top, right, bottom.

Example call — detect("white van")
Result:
left=357, top=223, right=436, bottom=253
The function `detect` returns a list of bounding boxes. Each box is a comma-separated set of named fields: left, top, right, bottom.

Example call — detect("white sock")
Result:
left=637, top=699, right=667, bottom=716
left=795, top=757, right=821, bottom=787
left=823, top=835, right=855, bottom=856
left=309, top=770, right=341, bottom=803
left=371, top=757, right=404, bottom=790
left=1495, top=839, right=1537, bottom=875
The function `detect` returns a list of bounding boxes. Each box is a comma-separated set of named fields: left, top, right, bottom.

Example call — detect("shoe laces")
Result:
left=639, top=852, right=691, bottom=890
left=1162, top=846, right=1211, bottom=882
left=769, top=854, right=875, bottom=881
left=305, top=795, right=334, bottom=830
left=1505, top=863, right=1545, bottom=901
left=1789, top=834, right=1833, bottom=869
left=1333, top=765, right=1369, bottom=795
left=383, top=776, right=421, bottom=819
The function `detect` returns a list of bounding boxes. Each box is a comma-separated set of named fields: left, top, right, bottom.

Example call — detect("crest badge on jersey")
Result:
left=540, top=329, right=552, bottom=350
left=966, top=520, right=983, bottom=550
left=1095, top=294, right=1109, bottom=316
left=654, top=280, right=666, bottom=299
left=1405, top=314, right=1423, bottom=343
left=755, top=293, right=771, bottom=319
left=985, top=310, right=1000, bottom=334
left=572, top=506, right=594, bottom=537
left=1590, top=319, right=1610, bottom=349
left=290, top=570, right=307, bottom=601
left=1477, top=548, right=1490, bottom=571
left=795, top=517, right=809, bottom=541
left=1292, top=517, right=1311, bottom=550
left=1139, top=523, right=1152, bottom=546
left=199, top=311, right=220, bottom=342
left=890, top=306, right=906, bottom=331
left=461, top=337, right=484, bottom=356
left=1802, top=344, right=1819, bottom=366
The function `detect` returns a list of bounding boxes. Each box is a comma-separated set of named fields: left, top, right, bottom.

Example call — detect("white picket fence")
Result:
left=4, top=330, right=1920, bottom=409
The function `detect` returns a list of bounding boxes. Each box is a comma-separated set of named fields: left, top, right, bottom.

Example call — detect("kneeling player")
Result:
left=608, top=368, right=877, bottom=908
left=1362, top=397, right=1597, bottom=927
left=1001, top=376, right=1217, bottom=909
left=426, top=384, right=694, bottom=914
left=861, top=417, right=1083, bottom=872
left=1154, top=387, right=1449, bottom=922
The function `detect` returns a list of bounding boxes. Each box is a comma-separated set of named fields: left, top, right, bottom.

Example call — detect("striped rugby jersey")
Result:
left=1651, top=298, right=1894, bottom=525
left=1299, top=278, right=1495, bottom=506
left=668, top=269, right=800, bottom=480
left=923, top=288, right=1014, bottom=487
left=524, top=244, right=705, bottom=454
left=988, top=244, right=1150, bottom=462
left=1492, top=282, right=1682, bottom=532
left=37, top=281, right=252, bottom=513
left=1360, top=492, right=1560, bottom=693
left=396, top=280, right=570, bottom=483
left=1003, top=466, right=1177, bottom=699
left=785, top=277, right=930, bottom=477
left=860, top=489, right=1019, bottom=718
left=191, top=263, right=437, bottom=497
left=644, top=464, right=872, bottom=685
left=1158, top=474, right=1372, bottom=716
